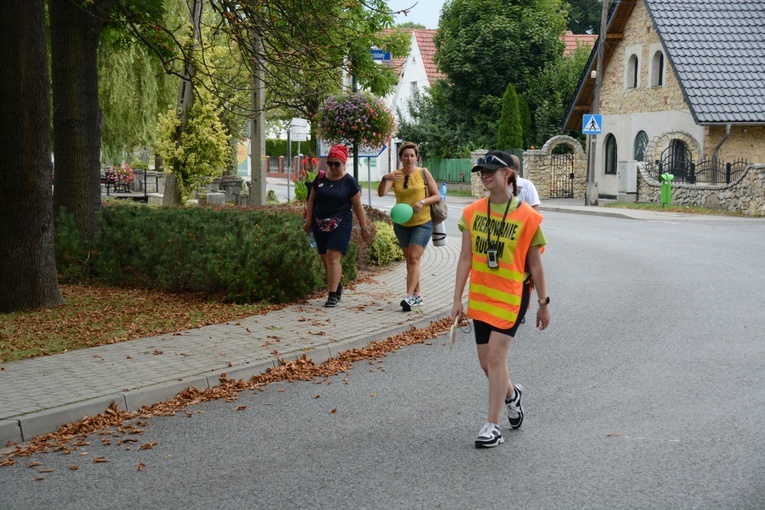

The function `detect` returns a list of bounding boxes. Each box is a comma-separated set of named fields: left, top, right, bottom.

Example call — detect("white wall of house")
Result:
left=596, top=110, right=704, bottom=196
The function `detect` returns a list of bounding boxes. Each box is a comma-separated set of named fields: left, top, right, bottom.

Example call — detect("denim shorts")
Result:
left=393, top=220, right=433, bottom=248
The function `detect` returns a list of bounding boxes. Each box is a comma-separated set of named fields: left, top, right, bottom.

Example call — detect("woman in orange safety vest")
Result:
left=451, top=150, right=550, bottom=449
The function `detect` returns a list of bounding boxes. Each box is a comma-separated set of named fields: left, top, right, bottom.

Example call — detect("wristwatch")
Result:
left=538, top=297, right=550, bottom=306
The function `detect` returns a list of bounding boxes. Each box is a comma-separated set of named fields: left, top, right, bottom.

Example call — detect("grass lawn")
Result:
left=0, top=284, right=274, bottom=363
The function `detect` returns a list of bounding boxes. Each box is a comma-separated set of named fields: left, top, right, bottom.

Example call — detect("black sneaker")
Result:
left=336, top=283, right=343, bottom=302
left=400, top=295, right=414, bottom=312
left=324, top=294, right=338, bottom=308
left=475, top=422, right=504, bottom=448
left=505, top=384, right=524, bottom=429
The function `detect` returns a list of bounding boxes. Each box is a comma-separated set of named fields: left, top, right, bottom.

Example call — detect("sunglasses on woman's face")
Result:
left=476, top=154, right=509, bottom=167
left=403, top=175, right=410, bottom=189
left=327, top=161, right=342, bottom=168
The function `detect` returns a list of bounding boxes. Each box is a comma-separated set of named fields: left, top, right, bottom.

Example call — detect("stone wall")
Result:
left=704, top=125, right=765, bottom=163
left=599, top=1, right=687, bottom=117
left=470, top=136, right=588, bottom=199
left=637, top=162, right=765, bottom=216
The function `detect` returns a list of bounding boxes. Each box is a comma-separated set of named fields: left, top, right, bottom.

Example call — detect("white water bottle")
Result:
left=304, top=218, right=317, bottom=248
left=440, top=182, right=447, bottom=201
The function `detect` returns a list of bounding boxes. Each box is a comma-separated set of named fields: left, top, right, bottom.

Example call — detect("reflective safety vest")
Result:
left=462, top=198, right=543, bottom=329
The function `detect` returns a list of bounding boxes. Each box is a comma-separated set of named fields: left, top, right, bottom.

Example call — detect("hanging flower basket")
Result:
left=315, top=92, right=396, bottom=152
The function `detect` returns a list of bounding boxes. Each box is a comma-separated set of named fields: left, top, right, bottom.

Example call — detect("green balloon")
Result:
left=390, top=203, right=413, bottom=224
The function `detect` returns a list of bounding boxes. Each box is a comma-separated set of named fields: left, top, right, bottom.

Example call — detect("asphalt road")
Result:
left=1, top=212, right=763, bottom=510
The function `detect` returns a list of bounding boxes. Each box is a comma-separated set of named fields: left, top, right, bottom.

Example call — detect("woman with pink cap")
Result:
left=304, top=144, right=371, bottom=307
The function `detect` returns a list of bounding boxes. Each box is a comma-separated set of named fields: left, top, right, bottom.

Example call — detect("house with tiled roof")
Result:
left=373, top=29, right=446, bottom=177
left=562, top=0, right=765, bottom=213
left=379, top=29, right=444, bottom=120
left=562, top=31, right=597, bottom=57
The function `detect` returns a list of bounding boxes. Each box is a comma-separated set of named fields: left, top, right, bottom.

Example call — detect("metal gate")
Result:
left=550, top=153, right=574, bottom=198
left=658, top=140, right=692, bottom=181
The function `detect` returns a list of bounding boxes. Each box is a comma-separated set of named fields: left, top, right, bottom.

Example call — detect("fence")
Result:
left=645, top=158, right=749, bottom=185
left=420, top=158, right=473, bottom=182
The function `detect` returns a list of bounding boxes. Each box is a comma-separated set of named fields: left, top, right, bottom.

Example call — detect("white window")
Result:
left=410, top=81, right=418, bottom=93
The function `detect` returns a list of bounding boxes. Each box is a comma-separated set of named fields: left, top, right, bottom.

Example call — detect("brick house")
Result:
left=562, top=0, right=765, bottom=213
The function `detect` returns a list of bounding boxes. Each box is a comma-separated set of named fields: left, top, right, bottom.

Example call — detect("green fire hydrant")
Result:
left=660, top=173, right=674, bottom=208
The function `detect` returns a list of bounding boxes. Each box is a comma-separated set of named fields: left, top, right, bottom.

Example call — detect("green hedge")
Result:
left=56, top=204, right=325, bottom=304
left=55, top=203, right=403, bottom=304
left=266, top=139, right=316, bottom=158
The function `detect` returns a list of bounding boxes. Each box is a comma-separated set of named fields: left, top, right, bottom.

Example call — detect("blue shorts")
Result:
left=393, top=220, right=433, bottom=248
left=312, top=218, right=353, bottom=255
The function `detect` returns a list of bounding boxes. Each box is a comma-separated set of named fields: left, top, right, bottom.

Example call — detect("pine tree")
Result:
left=497, top=83, right=523, bottom=150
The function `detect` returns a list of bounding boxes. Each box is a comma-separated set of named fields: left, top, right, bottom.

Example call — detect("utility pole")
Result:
left=249, top=29, right=267, bottom=206
left=586, top=0, right=610, bottom=206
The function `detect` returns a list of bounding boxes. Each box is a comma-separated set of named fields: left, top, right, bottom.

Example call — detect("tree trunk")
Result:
left=163, top=0, right=203, bottom=207
left=0, top=0, right=63, bottom=312
left=49, top=0, right=113, bottom=239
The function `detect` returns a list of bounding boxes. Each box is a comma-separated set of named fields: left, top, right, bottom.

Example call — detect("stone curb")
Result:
left=0, top=307, right=453, bottom=452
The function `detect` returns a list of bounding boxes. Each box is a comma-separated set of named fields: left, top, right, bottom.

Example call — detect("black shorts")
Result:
left=473, top=283, right=530, bottom=344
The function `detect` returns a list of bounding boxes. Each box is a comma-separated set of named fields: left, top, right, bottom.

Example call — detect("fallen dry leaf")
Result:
left=234, top=405, right=247, bottom=411
left=137, top=462, right=145, bottom=471
left=69, top=465, right=78, bottom=471
left=138, top=442, right=157, bottom=451
left=28, top=461, right=42, bottom=468
left=607, top=432, right=626, bottom=437
left=330, top=408, right=337, bottom=414
left=0, top=316, right=453, bottom=467
left=38, top=468, right=54, bottom=473
left=313, top=395, right=320, bottom=399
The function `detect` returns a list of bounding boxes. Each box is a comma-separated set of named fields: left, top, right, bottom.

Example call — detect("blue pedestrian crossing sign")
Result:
left=582, top=114, right=602, bottom=135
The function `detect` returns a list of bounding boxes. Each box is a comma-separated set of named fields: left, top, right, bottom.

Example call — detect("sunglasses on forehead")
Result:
left=476, top=154, right=509, bottom=167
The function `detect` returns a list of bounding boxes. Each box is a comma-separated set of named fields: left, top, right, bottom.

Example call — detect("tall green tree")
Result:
left=433, top=0, right=568, bottom=147
left=0, top=0, right=63, bottom=312
left=526, top=44, right=591, bottom=146
left=518, top=95, right=532, bottom=149
left=497, top=83, right=523, bottom=150
left=565, top=0, right=602, bottom=34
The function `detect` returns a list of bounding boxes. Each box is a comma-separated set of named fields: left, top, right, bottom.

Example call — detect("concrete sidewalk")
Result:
left=1, top=199, right=757, bottom=448
left=0, top=241, right=461, bottom=448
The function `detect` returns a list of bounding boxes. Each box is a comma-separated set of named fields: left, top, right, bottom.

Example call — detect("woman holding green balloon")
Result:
left=377, top=142, right=441, bottom=311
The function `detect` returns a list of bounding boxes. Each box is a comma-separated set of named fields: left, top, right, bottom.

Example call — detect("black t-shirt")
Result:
left=312, top=173, right=361, bottom=221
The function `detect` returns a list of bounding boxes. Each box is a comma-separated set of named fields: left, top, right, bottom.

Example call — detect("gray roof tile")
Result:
left=646, top=0, right=765, bottom=123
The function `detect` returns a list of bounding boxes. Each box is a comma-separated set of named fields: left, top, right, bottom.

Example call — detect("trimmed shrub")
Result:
left=56, top=203, right=325, bottom=304
left=368, top=221, right=404, bottom=265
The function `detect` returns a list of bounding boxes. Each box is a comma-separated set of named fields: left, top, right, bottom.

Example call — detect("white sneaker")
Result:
left=475, top=422, right=504, bottom=448
left=400, top=295, right=415, bottom=312
left=505, top=384, right=524, bottom=429
left=412, top=293, right=424, bottom=306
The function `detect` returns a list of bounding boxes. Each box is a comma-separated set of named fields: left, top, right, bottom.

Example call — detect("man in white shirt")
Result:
left=510, top=155, right=540, bottom=210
